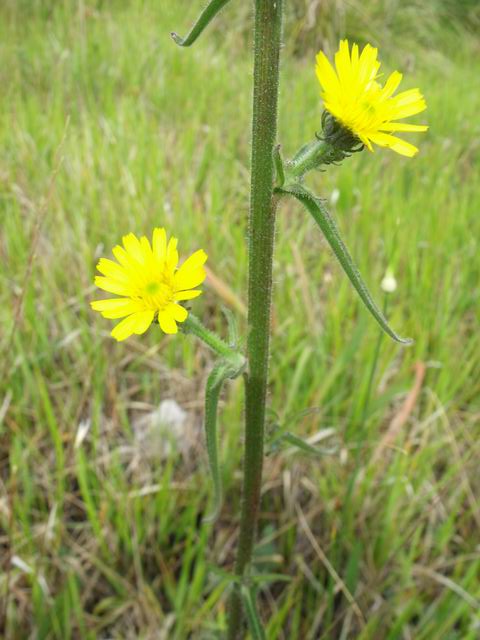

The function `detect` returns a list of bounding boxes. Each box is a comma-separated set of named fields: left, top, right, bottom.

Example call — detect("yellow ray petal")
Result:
left=390, top=101, right=427, bottom=120
left=379, top=122, right=428, bottom=132
left=183, top=249, right=208, bottom=270
left=131, top=310, right=155, bottom=335
left=111, top=314, right=139, bottom=341
left=91, top=298, right=145, bottom=319
left=91, top=298, right=132, bottom=311
left=96, top=258, right=129, bottom=281
left=94, top=276, right=132, bottom=296
left=158, top=310, right=178, bottom=334
left=315, top=51, right=340, bottom=95
left=140, top=236, right=153, bottom=263
left=358, top=44, right=379, bottom=86
left=358, top=133, right=373, bottom=151
left=174, top=289, right=202, bottom=301
left=152, top=227, right=167, bottom=262
left=122, top=233, right=144, bottom=263
left=174, top=266, right=206, bottom=291
left=335, top=40, right=352, bottom=88
left=165, top=303, right=188, bottom=323
left=111, top=245, right=145, bottom=284
left=110, top=310, right=155, bottom=341
left=166, top=237, right=179, bottom=271
left=368, top=132, right=419, bottom=157
left=392, top=87, right=424, bottom=105
left=351, top=43, right=359, bottom=72
left=380, top=71, right=403, bottom=100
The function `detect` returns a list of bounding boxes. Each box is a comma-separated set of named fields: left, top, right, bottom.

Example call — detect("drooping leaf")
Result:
left=203, top=351, right=246, bottom=523
left=171, top=0, right=235, bottom=47
left=277, top=183, right=412, bottom=344
left=203, top=362, right=230, bottom=523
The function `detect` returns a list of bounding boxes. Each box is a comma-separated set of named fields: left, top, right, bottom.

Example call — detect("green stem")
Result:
left=182, top=313, right=243, bottom=368
left=227, top=1, right=283, bottom=638
left=287, top=139, right=332, bottom=178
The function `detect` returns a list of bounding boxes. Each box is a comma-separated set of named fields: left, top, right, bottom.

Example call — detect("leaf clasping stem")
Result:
left=182, top=313, right=246, bottom=524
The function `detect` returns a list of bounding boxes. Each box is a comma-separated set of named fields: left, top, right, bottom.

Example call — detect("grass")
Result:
left=1, top=1, right=480, bottom=638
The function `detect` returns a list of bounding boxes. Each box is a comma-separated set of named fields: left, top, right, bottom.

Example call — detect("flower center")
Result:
left=143, top=280, right=173, bottom=310
left=145, top=281, right=161, bottom=295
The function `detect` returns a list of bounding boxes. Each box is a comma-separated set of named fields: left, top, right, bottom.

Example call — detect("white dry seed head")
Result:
left=381, top=268, right=397, bottom=294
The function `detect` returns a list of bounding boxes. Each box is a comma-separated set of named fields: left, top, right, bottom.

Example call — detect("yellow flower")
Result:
left=316, top=40, right=428, bottom=157
left=91, top=229, right=207, bottom=341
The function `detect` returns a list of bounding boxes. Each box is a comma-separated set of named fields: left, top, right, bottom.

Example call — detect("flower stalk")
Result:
left=284, top=113, right=364, bottom=182
left=286, top=138, right=342, bottom=180
left=227, top=0, right=284, bottom=636
left=182, top=313, right=244, bottom=369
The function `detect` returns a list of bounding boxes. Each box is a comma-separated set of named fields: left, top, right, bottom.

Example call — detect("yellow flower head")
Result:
left=316, top=40, right=428, bottom=157
left=92, top=229, right=207, bottom=341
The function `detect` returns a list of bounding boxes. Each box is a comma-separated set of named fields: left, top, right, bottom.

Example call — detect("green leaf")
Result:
left=222, top=306, right=239, bottom=348
left=277, top=183, right=412, bottom=344
left=171, top=0, right=235, bottom=47
left=203, top=362, right=230, bottom=523
left=202, top=352, right=245, bottom=523
left=280, top=431, right=338, bottom=456
left=250, top=572, right=292, bottom=585
left=208, top=564, right=242, bottom=585
left=240, top=584, right=266, bottom=640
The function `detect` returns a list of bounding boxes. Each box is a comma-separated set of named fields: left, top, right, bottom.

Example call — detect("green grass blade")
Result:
left=278, top=183, right=412, bottom=344
left=240, top=584, right=266, bottom=640
left=171, top=0, right=235, bottom=47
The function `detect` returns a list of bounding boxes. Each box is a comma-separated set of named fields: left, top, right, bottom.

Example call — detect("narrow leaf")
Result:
left=208, top=564, right=242, bottom=584
left=250, top=572, right=292, bottom=585
left=278, top=183, right=412, bottom=344
left=171, top=0, right=234, bottom=47
left=203, top=362, right=230, bottom=523
left=222, top=306, right=239, bottom=348
left=281, top=431, right=338, bottom=456
left=240, top=585, right=266, bottom=640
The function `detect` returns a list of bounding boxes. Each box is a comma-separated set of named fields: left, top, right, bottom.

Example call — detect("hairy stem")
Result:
left=182, top=313, right=244, bottom=367
left=227, top=0, right=284, bottom=637
left=287, top=139, right=332, bottom=178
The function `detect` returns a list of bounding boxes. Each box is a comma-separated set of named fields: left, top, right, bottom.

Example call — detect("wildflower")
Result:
left=92, top=229, right=207, bottom=341
left=316, top=40, right=427, bottom=157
